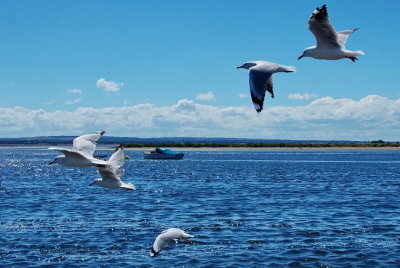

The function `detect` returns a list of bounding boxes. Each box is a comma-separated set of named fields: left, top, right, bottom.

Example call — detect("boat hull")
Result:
left=143, top=152, right=184, bottom=160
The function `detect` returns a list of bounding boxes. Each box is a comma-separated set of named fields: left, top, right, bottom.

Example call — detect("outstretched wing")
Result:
left=308, top=5, right=341, bottom=49
left=336, top=28, right=358, bottom=46
left=108, top=148, right=125, bottom=169
left=97, top=166, right=121, bottom=182
left=48, top=147, right=86, bottom=159
left=249, top=69, right=272, bottom=113
left=72, top=131, right=105, bottom=158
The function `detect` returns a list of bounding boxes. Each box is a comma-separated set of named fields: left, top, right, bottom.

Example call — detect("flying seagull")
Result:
left=237, top=61, right=296, bottom=113
left=150, top=228, right=194, bottom=257
left=48, top=131, right=108, bottom=168
left=298, top=4, right=364, bottom=62
left=89, top=147, right=135, bottom=190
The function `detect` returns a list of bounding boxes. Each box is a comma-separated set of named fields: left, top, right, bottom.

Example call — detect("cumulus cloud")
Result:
left=1, top=95, right=399, bottom=140
left=67, top=88, right=82, bottom=94
left=96, top=78, right=123, bottom=92
left=196, top=91, right=215, bottom=101
left=288, top=93, right=319, bottom=100
left=65, top=97, right=82, bottom=105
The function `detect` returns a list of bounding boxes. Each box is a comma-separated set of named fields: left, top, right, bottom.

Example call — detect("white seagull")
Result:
left=150, top=228, right=194, bottom=257
left=298, top=4, right=364, bottom=62
left=237, top=61, right=296, bottom=113
left=48, top=131, right=108, bottom=168
left=89, top=147, right=135, bottom=190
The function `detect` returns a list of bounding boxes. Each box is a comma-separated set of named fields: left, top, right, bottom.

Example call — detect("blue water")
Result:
left=1, top=148, right=399, bottom=267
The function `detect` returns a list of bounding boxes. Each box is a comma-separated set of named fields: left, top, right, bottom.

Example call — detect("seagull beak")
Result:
left=298, top=55, right=303, bottom=60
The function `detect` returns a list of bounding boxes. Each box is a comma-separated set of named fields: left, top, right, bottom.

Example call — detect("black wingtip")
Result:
left=312, top=4, right=328, bottom=21
left=251, top=93, right=264, bottom=114
left=150, top=248, right=159, bottom=257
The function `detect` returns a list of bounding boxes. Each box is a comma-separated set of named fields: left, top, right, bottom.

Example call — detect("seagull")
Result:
left=150, top=228, right=194, bottom=257
left=89, top=147, right=136, bottom=190
left=48, top=131, right=108, bottom=168
left=237, top=61, right=296, bottom=113
left=298, top=4, right=364, bottom=62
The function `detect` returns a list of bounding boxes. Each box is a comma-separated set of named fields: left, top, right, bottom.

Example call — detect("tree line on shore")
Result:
left=122, top=140, right=399, bottom=148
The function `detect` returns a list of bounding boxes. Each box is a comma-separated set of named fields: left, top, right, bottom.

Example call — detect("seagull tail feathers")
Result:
left=354, top=50, right=365, bottom=56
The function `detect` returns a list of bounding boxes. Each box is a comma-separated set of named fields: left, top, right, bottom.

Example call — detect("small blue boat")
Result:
left=143, top=148, right=184, bottom=160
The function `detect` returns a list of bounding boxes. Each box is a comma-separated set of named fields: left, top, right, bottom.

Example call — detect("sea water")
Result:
left=1, top=148, right=399, bottom=267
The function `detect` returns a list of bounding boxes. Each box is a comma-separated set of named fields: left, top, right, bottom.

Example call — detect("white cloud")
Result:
left=1, top=95, right=399, bottom=140
left=67, top=88, right=82, bottom=94
left=65, top=97, right=82, bottom=105
left=239, top=93, right=248, bottom=98
left=288, top=93, right=319, bottom=100
left=196, top=91, right=215, bottom=101
left=96, top=78, right=123, bottom=92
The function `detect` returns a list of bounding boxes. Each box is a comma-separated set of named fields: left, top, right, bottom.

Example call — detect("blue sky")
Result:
left=0, top=0, right=399, bottom=140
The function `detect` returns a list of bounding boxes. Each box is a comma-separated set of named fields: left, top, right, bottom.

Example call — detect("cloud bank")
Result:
left=0, top=95, right=399, bottom=140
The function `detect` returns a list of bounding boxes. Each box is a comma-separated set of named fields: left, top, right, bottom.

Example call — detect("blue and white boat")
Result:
left=143, top=147, right=184, bottom=160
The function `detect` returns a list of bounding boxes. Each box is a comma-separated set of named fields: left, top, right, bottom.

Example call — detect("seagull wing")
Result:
left=48, top=147, right=87, bottom=159
left=108, top=148, right=125, bottom=170
left=308, top=5, right=341, bottom=49
left=336, top=28, right=358, bottom=46
left=72, top=131, right=105, bottom=158
left=150, top=228, right=193, bottom=257
left=151, top=229, right=180, bottom=256
left=249, top=69, right=272, bottom=113
left=97, top=166, right=121, bottom=182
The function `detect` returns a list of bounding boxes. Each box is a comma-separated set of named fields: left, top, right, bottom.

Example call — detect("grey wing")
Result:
left=97, top=166, right=121, bottom=182
left=153, top=232, right=173, bottom=253
left=48, top=147, right=87, bottom=159
left=266, top=78, right=274, bottom=99
left=308, top=5, right=341, bottom=49
left=108, top=148, right=125, bottom=169
left=72, top=131, right=105, bottom=158
left=249, top=69, right=272, bottom=113
left=336, top=28, right=358, bottom=46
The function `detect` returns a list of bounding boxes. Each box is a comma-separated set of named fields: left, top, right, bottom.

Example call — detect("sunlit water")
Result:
left=1, top=148, right=399, bottom=267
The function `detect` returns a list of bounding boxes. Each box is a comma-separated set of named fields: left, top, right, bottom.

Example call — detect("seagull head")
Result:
left=298, top=47, right=316, bottom=60
left=237, top=62, right=257, bottom=70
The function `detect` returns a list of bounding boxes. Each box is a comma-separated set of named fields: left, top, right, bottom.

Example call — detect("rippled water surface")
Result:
left=1, top=148, right=399, bottom=267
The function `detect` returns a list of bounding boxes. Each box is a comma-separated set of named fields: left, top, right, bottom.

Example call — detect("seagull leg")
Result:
left=346, top=56, right=357, bottom=62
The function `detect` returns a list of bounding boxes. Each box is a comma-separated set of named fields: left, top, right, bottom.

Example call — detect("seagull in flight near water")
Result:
left=89, top=147, right=135, bottom=190
left=48, top=131, right=108, bottom=168
left=298, top=4, right=364, bottom=62
left=237, top=61, right=296, bottom=113
left=150, top=228, right=194, bottom=257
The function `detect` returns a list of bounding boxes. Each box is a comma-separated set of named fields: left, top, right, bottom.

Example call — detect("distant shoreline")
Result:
left=114, top=146, right=400, bottom=151
left=1, top=145, right=399, bottom=151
